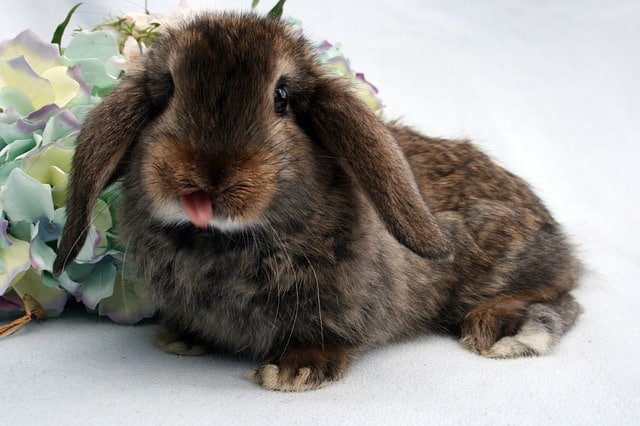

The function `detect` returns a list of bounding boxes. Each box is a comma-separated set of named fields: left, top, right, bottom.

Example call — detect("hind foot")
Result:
left=460, top=296, right=527, bottom=355
left=479, top=324, right=552, bottom=358
left=153, top=327, right=207, bottom=356
left=461, top=298, right=580, bottom=358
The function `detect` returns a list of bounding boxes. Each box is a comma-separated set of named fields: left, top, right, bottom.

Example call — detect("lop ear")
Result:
left=53, top=72, right=151, bottom=275
left=303, top=77, right=452, bottom=260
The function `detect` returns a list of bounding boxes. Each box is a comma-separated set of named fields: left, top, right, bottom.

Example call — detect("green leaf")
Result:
left=51, top=2, right=83, bottom=53
left=267, top=0, right=287, bottom=20
left=251, top=0, right=260, bottom=8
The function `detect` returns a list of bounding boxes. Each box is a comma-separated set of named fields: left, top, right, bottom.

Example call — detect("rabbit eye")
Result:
left=274, top=85, right=288, bottom=115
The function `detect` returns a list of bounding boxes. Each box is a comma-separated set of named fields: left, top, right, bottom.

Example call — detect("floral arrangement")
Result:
left=0, top=1, right=381, bottom=333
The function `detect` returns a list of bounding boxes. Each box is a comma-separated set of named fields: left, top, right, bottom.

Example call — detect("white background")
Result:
left=2, top=1, right=639, bottom=424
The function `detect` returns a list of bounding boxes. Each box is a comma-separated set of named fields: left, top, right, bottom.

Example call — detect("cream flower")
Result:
left=0, top=30, right=79, bottom=110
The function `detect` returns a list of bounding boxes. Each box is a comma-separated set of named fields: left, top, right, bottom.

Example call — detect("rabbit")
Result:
left=53, top=12, right=582, bottom=391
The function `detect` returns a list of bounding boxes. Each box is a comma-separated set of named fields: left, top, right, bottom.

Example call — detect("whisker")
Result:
left=305, top=253, right=324, bottom=351
left=263, top=218, right=300, bottom=357
left=114, top=235, right=133, bottom=316
left=281, top=278, right=300, bottom=358
left=289, top=237, right=324, bottom=352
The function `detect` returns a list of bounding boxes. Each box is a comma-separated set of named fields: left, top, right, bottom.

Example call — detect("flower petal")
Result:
left=0, top=120, right=41, bottom=144
left=65, top=58, right=120, bottom=94
left=11, top=267, right=67, bottom=316
left=0, top=167, right=54, bottom=223
left=0, top=217, right=11, bottom=248
left=63, top=31, right=122, bottom=93
left=98, top=263, right=156, bottom=324
left=29, top=221, right=57, bottom=271
left=0, top=86, right=34, bottom=116
left=26, top=103, right=62, bottom=122
left=0, top=235, right=30, bottom=294
left=60, top=198, right=113, bottom=263
left=122, top=36, right=143, bottom=64
left=0, top=29, right=59, bottom=74
left=41, top=66, right=80, bottom=108
left=37, top=216, right=61, bottom=242
left=0, top=56, right=55, bottom=110
left=65, top=64, right=92, bottom=102
left=21, top=143, right=74, bottom=186
left=75, top=260, right=116, bottom=310
left=74, top=226, right=107, bottom=262
left=41, top=109, right=81, bottom=144
left=91, top=198, right=113, bottom=232
left=0, top=138, right=36, bottom=162
left=43, top=270, right=81, bottom=295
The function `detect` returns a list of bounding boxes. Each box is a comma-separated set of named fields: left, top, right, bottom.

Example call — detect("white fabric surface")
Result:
left=2, top=1, right=639, bottom=424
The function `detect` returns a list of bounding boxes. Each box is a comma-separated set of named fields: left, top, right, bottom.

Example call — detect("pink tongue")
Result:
left=180, top=191, right=213, bottom=228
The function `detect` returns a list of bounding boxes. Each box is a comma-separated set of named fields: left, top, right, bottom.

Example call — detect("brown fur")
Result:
left=53, top=13, right=582, bottom=391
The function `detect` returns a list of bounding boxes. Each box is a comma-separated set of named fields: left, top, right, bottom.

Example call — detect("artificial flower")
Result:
left=313, top=39, right=382, bottom=114
left=0, top=30, right=80, bottom=111
left=61, top=31, right=123, bottom=97
left=0, top=26, right=153, bottom=324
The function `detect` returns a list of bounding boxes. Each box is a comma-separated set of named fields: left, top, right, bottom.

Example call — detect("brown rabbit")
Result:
left=53, top=13, right=582, bottom=391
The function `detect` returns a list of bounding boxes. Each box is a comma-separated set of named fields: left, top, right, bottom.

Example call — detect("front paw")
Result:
left=250, top=346, right=355, bottom=391
left=153, top=327, right=207, bottom=356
